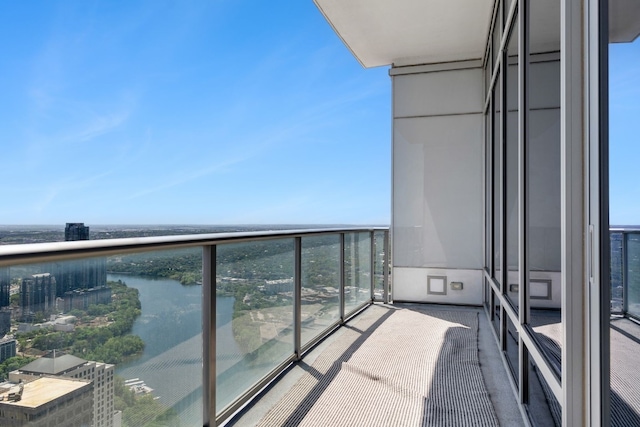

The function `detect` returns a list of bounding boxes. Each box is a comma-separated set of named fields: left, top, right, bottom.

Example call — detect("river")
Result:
left=108, top=274, right=240, bottom=426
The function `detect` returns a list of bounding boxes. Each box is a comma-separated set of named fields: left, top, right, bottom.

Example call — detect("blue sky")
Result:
left=609, top=38, right=640, bottom=225
left=0, top=2, right=637, bottom=226
left=0, top=1, right=391, bottom=225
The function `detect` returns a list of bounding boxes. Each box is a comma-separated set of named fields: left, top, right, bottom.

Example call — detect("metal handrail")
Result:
left=0, top=226, right=388, bottom=267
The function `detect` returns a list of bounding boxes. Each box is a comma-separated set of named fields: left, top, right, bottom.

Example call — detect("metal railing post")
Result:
left=202, top=245, right=216, bottom=426
left=294, top=237, right=302, bottom=360
left=370, top=231, right=375, bottom=302
left=623, top=232, right=629, bottom=315
left=383, top=230, right=390, bottom=304
left=339, top=233, right=345, bottom=323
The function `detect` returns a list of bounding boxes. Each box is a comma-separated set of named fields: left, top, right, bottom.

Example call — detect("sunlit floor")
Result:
left=508, top=311, right=640, bottom=427
left=610, top=316, right=640, bottom=426
left=227, top=303, right=524, bottom=427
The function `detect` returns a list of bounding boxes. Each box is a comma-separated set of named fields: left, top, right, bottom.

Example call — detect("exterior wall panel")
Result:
left=394, top=68, right=484, bottom=117
left=392, top=65, right=484, bottom=305
left=393, top=267, right=483, bottom=305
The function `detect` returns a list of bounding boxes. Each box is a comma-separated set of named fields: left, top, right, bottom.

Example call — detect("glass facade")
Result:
left=483, top=0, right=562, bottom=422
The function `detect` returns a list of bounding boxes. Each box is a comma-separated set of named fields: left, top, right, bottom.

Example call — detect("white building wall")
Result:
left=64, top=361, right=115, bottom=427
left=392, top=63, right=484, bottom=304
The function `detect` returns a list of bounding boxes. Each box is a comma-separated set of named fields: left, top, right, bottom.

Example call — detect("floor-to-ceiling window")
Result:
left=608, top=9, right=640, bottom=424
left=483, top=1, right=562, bottom=424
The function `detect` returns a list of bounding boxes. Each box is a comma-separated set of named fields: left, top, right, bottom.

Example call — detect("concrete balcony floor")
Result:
left=228, top=303, right=525, bottom=427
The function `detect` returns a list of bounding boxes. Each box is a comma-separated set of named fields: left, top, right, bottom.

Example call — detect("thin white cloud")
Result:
left=32, top=170, right=114, bottom=212
left=125, top=156, right=248, bottom=200
left=61, top=109, right=132, bottom=143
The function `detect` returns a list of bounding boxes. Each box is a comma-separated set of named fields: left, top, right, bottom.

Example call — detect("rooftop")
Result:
left=0, top=377, right=90, bottom=409
left=19, top=351, right=86, bottom=375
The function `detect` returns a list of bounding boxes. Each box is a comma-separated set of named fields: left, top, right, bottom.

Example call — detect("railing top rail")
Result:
left=610, top=227, right=640, bottom=233
left=0, top=226, right=389, bottom=267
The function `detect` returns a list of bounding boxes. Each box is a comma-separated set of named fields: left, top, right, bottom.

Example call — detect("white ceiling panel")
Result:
left=314, top=0, right=494, bottom=68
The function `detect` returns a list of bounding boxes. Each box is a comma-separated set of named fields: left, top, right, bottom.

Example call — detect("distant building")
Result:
left=54, top=223, right=107, bottom=298
left=20, top=274, right=56, bottom=321
left=54, top=258, right=107, bottom=298
left=10, top=351, right=115, bottom=427
left=0, top=268, right=9, bottom=309
left=0, top=376, right=93, bottom=427
left=65, top=223, right=90, bottom=241
left=64, top=287, right=112, bottom=312
left=0, top=309, right=11, bottom=337
left=0, top=338, right=16, bottom=363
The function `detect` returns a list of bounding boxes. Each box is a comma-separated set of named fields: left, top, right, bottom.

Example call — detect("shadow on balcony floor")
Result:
left=610, top=317, right=640, bottom=426
left=509, top=312, right=640, bottom=426
left=228, top=303, right=524, bottom=426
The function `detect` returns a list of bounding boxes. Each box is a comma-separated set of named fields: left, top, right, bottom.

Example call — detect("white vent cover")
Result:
left=427, top=276, right=447, bottom=295
left=531, top=279, right=552, bottom=300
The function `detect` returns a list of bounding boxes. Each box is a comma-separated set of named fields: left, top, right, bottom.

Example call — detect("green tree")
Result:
left=0, top=356, right=35, bottom=381
left=9, top=293, right=19, bottom=306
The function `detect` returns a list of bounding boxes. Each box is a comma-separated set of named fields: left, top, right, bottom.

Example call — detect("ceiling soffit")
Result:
left=314, top=0, right=494, bottom=68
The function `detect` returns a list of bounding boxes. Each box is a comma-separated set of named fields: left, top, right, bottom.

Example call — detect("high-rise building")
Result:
left=64, top=287, right=112, bottom=312
left=55, top=223, right=108, bottom=298
left=0, top=268, right=10, bottom=309
left=0, top=310, right=11, bottom=337
left=10, top=351, right=115, bottom=427
left=0, top=376, right=93, bottom=427
left=20, top=273, right=56, bottom=321
left=65, top=223, right=90, bottom=241
left=0, top=338, right=16, bottom=363
left=54, top=258, right=107, bottom=298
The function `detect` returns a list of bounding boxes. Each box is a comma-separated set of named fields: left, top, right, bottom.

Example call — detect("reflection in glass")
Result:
left=610, top=233, right=640, bottom=426
left=527, top=347, right=561, bottom=426
left=300, top=235, right=341, bottom=347
left=216, top=240, right=294, bottom=412
left=610, top=232, right=624, bottom=313
left=505, top=18, right=519, bottom=310
left=344, top=232, right=372, bottom=315
left=530, top=0, right=560, bottom=54
left=492, top=0, right=502, bottom=68
left=373, top=231, right=386, bottom=301
left=528, top=0, right=562, bottom=373
left=505, top=314, right=519, bottom=385
left=8, top=248, right=205, bottom=426
left=610, top=310, right=640, bottom=425
left=484, top=278, right=491, bottom=312
left=493, top=72, right=502, bottom=285
left=486, top=111, right=493, bottom=271
left=625, top=233, right=640, bottom=318
left=493, top=291, right=501, bottom=336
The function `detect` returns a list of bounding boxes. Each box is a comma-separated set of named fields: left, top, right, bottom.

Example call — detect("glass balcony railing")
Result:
left=0, top=227, right=389, bottom=426
left=611, top=228, right=640, bottom=320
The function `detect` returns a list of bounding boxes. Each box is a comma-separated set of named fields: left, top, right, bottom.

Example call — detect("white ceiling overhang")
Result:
left=314, top=0, right=494, bottom=68
left=610, top=0, right=640, bottom=42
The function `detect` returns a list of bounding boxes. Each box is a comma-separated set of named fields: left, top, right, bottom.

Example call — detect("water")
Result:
left=108, top=274, right=239, bottom=426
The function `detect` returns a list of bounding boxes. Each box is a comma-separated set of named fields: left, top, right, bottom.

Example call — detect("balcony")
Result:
left=0, top=227, right=639, bottom=426
left=0, top=227, right=389, bottom=426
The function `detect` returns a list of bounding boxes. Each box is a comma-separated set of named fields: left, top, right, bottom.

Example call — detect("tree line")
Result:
left=17, top=280, right=144, bottom=365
